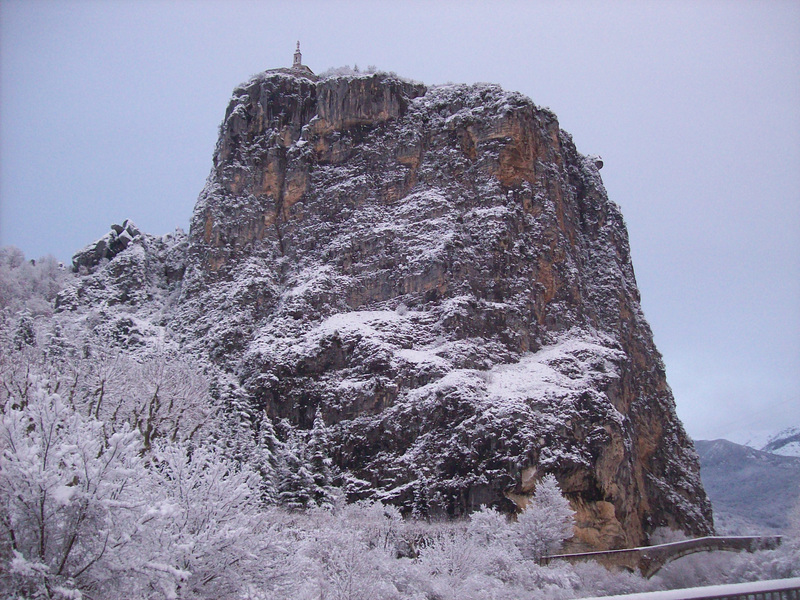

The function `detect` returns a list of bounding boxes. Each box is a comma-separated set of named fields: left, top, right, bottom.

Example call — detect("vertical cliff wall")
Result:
left=179, top=71, right=713, bottom=550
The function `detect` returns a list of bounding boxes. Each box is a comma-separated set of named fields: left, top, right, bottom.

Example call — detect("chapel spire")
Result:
left=293, top=41, right=302, bottom=69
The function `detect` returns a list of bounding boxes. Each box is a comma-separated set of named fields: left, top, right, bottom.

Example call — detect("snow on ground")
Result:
left=775, top=442, right=800, bottom=457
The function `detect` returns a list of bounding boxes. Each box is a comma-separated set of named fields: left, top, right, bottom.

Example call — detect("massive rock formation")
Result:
left=174, top=70, right=712, bottom=550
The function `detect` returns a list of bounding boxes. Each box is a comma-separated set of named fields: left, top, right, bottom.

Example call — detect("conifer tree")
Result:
left=411, top=469, right=431, bottom=519
left=208, top=374, right=257, bottom=465
left=45, top=321, right=69, bottom=361
left=254, top=411, right=280, bottom=505
left=307, top=406, right=336, bottom=508
left=13, top=312, right=35, bottom=349
left=276, top=429, right=316, bottom=510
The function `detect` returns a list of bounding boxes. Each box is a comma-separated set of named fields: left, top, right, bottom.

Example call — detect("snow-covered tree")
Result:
left=0, top=247, right=69, bottom=317
left=132, top=442, right=295, bottom=599
left=411, top=469, right=432, bottom=519
left=254, top=411, right=281, bottom=504
left=207, top=374, right=261, bottom=462
left=128, top=353, right=214, bottom=451
left=0, top=381, right=144, bottom=597
left=467, top=505, right=512, bottom=548
left=0, top=373, right=301, bottom=599
left=45, top=321, right=70, bottom=361
left=307, top=406, right=336, bottom=509
left=513, top=474, right=575, bottom=561
left=417, top=524, right=481, bottom=597
left=13, top=312, right=36, bottom=350
left=298, top=503, right=400, bottom=600
left=276, top=430, right=316, bottom=511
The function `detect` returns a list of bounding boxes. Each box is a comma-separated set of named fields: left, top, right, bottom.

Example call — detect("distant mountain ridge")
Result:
left=761, top=426, right=800, bottom=457
left=695, top=438, right=800, bottom=534
left=734, top=425, right=800, bottom=458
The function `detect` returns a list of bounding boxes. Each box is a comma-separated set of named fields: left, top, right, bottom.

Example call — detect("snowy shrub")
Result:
left=302, top=526, right=399, bottom=600
left=0, top=381, right=144, bottom=598
left=132, top=443, right=297, bottom=599
left=513, top=474, right=576, bottom=560
left=467, top=505, right=512, bottom=547
left=0, top=374, right=299, bottom=599
left=416, top=524, right=483, bottom=597
left=0, top=248, right=69, bottom=317
left=466, top=506, right=533, bottom=585
left=418, top=524, right=477, bottom=579
left=291, top=504, right=402, bottom=600
left=570, top=560, right=651, bottom=597
left=649, top=526, right=688, bottom=544
left=338, top=500, right=404, bottom=553
left=318, top=64, right=377, bottom=78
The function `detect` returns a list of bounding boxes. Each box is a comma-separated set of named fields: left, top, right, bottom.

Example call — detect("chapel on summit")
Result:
left=291, top=41, right=315, bottom=76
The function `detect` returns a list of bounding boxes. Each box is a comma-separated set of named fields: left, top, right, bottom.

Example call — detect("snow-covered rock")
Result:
left=46, top=70, right=712, bottom=551
left=170, top=71, right=712, bottom=549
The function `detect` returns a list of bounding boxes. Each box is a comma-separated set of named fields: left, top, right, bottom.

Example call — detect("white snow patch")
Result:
left=486, top=335, right=623, bottom=403
left=772, top=441, right=800, bottom=457
left=284, top=265, right=336, bottom=298
left=52, top=484, right=77, bottom=505
left=396, top=348, right=451, bottom=368
left=316, top=310, right=404, bottom=337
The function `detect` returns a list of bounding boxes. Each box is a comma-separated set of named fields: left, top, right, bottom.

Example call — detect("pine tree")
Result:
left=45, top=321, right=69, bottom=360
left=208, top=374, right=258, bottom=465
left=276, top=429, right=316, bottom=510
left=254, top=411, right=280, bottom=505
left=13, top=312, right=35, bottom=349
left=411, top=469, right=431, bottom=519
left=307, top=406, right=336, bottom=508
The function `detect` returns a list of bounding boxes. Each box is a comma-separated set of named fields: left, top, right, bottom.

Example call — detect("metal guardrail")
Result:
left=575, top=577, right=800, bottom=600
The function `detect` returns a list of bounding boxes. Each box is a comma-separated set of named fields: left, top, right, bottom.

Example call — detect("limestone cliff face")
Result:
left=181, top=71, right=713, bottom=550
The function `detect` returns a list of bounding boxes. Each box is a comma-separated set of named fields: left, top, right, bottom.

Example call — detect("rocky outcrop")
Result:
left=58, top=223, right=187, bottom=314
left=179, top=71, right=713, bottom=550
left=72, top=219, right=142, bottom=272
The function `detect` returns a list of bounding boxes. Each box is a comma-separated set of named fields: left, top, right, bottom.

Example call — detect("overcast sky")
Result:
left=1, top=0, right=798, bottom=442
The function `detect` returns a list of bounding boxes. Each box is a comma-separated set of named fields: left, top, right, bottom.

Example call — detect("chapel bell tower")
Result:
left=293, top=41, right=302, bottom=68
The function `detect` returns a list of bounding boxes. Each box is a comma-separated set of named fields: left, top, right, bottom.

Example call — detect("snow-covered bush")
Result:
left=132, top=443, right=297, bottom=599
left=467, top=505, right=513, bottom=548
left=300, top=519, right=399, bottom=600
left=416, top=524, right=481, bottom=598
left=514, top=474, right=576, bottom=560
left=0, top=247, right=69, bottom=317
left=318, top=64, right=379, bottom=78
left=0, top=381, right=144, bottom=598
left=0, top=375, right=299, bottom=599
